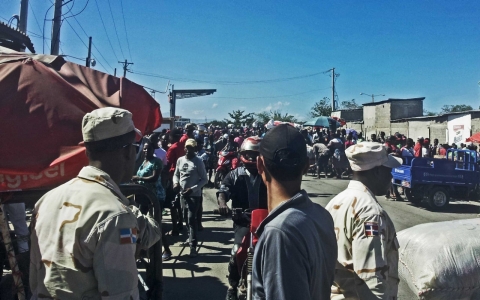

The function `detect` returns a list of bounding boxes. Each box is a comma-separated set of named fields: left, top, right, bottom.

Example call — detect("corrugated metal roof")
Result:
left=391, top=110, right=480, bottom=122
left=362, top=97, right=425, bottom=106
left=0, top=21, right=35, bottom=53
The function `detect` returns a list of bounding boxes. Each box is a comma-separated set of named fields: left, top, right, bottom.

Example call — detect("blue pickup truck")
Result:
left=392, top=149, right=480, bottom=210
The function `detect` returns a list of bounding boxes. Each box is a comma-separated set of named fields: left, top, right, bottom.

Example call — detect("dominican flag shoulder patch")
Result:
left=364, top=222, right=379, bottom=237
left=120, top=228, right=138, bottom=244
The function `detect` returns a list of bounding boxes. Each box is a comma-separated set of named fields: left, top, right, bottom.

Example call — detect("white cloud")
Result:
left=193, top=110, right=204, bottom=115
left=262, top=101, right=291, bottom=112
left=212, top=103, right=218, bottom=108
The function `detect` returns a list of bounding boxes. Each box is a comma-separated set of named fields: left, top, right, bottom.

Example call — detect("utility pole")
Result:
left=332, top=68, right=336, bottom=112
left=118, top=59, right=133, bottom=77
left=360, top=92, right=385, bottom=103
left=86, top=37, right=92, bottom=67
left=18, top=0, right=29, bottom=52
left=50, top=0, right=62, bottom=55
left=114, top=68, right=117, bottom=77
left=19, top=0, right=28, bottom=33
left=169, top=84, right=176, bottom=118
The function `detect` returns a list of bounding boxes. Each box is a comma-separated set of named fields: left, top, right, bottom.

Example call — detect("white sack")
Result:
left=397, top=218, right=480, bottom=300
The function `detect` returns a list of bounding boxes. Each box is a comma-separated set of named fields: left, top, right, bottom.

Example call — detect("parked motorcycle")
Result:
left=214, top=150, right=239, bottom=188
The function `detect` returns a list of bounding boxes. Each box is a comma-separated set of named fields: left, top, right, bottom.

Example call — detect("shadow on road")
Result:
left=404, top=201, right=480, bottom=214
left=163, top=276, right=228, bottom=300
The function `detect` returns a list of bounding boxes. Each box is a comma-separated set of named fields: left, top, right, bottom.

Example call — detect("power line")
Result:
left=128, top=69, right=332, bottom=85
left=42, top=2, right=55, bottom=53
left=93, top=0, right=119, bottom=61
left=120, top=0, right=133, bottom=62
left=63, top=54, right=86, bottom=61
left=68, top=12, right=114, bottom=72
left=63, top=0, right=90, bottom=20
left=60, top=0, right=75, bottom=18
left=209, top=88, right=331, bottom=100
left=29, top=5, right=44, bottom=38
left=63, top=18, right=109, bottom=73
left=106, top=0, right=126, bottom=60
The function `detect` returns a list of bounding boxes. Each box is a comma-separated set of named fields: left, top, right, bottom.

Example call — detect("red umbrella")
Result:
left=466, top=132, right=480, bottom=143
left=0, top=48, right=162, bottom=191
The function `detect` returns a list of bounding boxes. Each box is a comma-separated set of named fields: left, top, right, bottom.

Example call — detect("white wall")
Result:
left=447, top=114, right=471, bottom=144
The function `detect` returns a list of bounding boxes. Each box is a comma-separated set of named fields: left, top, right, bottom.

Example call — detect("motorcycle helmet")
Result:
left=239, top=136, right=262, bottom=165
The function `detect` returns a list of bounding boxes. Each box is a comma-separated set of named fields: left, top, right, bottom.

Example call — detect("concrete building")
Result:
left=390, top=110, right=480, bottom=144
left=332, top=96, right=480, bottom=144
left=331, top=108, right=363, bottom=122
left=362, top=98, right=425, bottom=137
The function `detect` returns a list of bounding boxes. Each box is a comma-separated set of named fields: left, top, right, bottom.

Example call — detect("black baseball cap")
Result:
left=260, top=124, right=307, bottom=168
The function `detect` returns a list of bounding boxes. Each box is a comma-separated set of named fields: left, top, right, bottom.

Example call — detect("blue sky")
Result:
left=2, top=1, right=480, bottom=122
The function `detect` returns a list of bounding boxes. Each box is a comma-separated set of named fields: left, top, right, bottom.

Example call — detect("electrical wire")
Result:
left=139, top=85, right=166, bottom=94
left=63, top=18, right=109, bottom=73
left=128, top=69, right=332, bottom=85
left=120, top=0, right=133, bottom=62
left=93, top=0, right=119, bottom=61
left=69, top=13, right=115, bottom=72
left=60, top=0, right=75, bottom=18
left=63, top=54, right=86, bottom=61
left=42, top=2, right=55, bottom=53
left=29, top=4, right=45, bottom=38
left=209, top=88, right=331, bottom=100
left=63, top=0, right=90, bottom=20
left=106, top=0, right=126, bottom=60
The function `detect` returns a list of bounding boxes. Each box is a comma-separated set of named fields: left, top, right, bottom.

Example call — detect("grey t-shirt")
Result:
left=173, top=155, right=208, bottom=197
left=252, top=190, right=337, bottom=300
left=313, top=143, right=329, bottom=157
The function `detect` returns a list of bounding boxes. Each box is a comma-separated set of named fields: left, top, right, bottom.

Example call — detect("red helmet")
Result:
left=240, top=136, right=262, bottom=165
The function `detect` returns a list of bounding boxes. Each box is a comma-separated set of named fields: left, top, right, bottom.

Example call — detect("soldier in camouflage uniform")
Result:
left=29, top=108, right=161, bottom=300
left=326, top=142, right=402, bottom=300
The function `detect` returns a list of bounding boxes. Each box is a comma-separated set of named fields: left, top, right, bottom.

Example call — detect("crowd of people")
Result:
left=142, top=122, right=407, bottom=300
left=22, top=109, right=471, bottom=299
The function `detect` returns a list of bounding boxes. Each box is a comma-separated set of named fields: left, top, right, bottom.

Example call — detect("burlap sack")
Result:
left=398, top=218, right=480, bottom=299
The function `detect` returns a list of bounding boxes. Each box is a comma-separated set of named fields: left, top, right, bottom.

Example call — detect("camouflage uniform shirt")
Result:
left=326, top=180, right=399, bottom=300
left=30, top=166, right=160, bottom=300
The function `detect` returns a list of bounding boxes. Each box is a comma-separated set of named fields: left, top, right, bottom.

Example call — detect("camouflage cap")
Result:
left=82, top=107, right=141, bottom=143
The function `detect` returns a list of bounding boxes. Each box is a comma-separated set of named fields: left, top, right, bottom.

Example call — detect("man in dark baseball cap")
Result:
left=253, top=124, right=337, bottom=300
left=259, top=123, right=308, bottom=181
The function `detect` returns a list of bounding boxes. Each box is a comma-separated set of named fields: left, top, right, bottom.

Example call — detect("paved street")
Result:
left=162, top=175, right=480, bottom=300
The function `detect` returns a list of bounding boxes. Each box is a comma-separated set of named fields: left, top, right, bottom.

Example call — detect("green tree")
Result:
left=255, top=110, right=297, bottom=124
left=309, top=97, right=332, bottom=118
left=340, top=99, right=361, bottom=110
left=423, top=109, right=437, bottom=116
left=225, top=110, right=255, bottom=127
left=440, top=104, right=473, bottom=114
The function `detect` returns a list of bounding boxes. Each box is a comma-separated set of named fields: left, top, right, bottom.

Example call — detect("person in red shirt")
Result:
left=344, top=134, right=355, bottom=149
left=439, top=144, right=447, bottom=156
left=178, top=123, right=196, bottom=155
left=166, top=129, right=184, bottom=236
left=414, top=136, right=424, bottom=157
left=384, top=136, right=399, bottom=154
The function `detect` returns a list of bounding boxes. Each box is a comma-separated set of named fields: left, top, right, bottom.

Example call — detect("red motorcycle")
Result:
left=214, top=150, right=239, bottom=188
left=234, top=208, right=268, bottom=300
